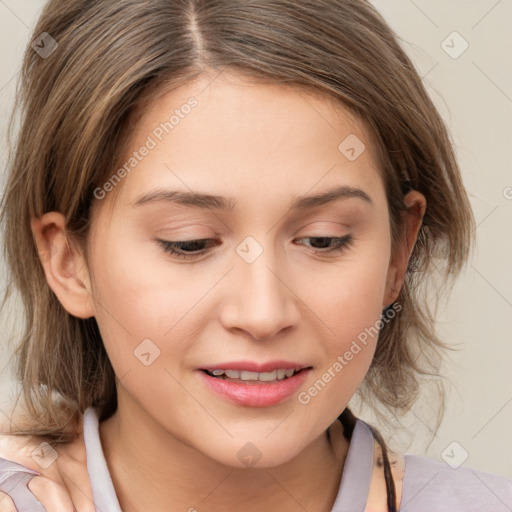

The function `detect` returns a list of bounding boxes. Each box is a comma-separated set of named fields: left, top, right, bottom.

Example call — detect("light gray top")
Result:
left=1, top=407, right=511, bottom=511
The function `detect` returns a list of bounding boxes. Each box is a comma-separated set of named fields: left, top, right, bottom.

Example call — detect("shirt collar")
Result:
left=83, top=407, right=122, bottom=512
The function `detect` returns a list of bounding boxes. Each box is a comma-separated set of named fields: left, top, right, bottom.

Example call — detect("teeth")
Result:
left=225, top=369, right=241, bottom=379
left=241, top=371, right=260, bottom=381
left=206, top=368, right=299, bottom=381
left=257, top=371, right=277, bottom=382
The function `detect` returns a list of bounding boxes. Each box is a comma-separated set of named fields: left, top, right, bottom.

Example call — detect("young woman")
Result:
left=0, top=1, right=510, bottom=511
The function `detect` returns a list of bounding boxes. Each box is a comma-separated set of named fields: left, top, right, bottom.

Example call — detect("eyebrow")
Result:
left=131, top=185, right=373, bottom=211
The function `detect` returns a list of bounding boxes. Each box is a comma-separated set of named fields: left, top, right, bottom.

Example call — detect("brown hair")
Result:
left=0, top=1, right=475, bottom=509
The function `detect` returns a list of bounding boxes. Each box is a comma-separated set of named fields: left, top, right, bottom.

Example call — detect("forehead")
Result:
left=97, top=71, right=385, bottom=218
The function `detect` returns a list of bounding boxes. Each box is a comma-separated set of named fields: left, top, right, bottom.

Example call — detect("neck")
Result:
left=99, top=396, right=349, bottom=512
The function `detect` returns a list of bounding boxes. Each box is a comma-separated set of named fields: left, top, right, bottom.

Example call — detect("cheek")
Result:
left=87, top=233, right=205, bottom=373
left=298, top=236, right=391, bottom=405
left=304, top=234, right=391, bottom=342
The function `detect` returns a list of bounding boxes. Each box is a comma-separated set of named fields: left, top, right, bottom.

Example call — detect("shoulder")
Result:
left=0, top=432, right=60, bottom=480
left=0, top=421, right=95, bottom=511
left=0, top=425, right=86, bottom=476
left=401, top=453, right=512, bottom=511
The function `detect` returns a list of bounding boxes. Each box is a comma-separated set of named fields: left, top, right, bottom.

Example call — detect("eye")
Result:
left=294, top=235, right=354, bottom=255
left=156, top=235, right=354, bottom=260
left=156, top=238, right=219, bottom=259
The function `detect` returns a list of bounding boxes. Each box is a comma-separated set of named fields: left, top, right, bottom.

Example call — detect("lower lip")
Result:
left=198, top=369, right=311, bottom=407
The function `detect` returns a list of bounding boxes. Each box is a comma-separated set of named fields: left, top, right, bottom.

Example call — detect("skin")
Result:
left=28, top=70, right=425, bottom=512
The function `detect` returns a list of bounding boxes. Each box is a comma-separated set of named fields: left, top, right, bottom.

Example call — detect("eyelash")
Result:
left=156, top=235, right=354, bottom=260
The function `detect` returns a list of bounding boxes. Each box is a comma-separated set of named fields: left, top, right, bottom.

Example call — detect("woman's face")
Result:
left=66, top=71, right=416, bottom=467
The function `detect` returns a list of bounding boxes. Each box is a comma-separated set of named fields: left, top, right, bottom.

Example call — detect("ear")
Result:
left=30, top=212, right=95, bottom=319
left=382, top=190, right=426, bottom=308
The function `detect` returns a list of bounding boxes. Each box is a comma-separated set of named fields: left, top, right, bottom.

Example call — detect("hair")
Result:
left=0, top=1, right=475, bottom=510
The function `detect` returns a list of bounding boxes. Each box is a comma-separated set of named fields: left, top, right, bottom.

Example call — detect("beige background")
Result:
left=0, top=0, right=511, bottom=479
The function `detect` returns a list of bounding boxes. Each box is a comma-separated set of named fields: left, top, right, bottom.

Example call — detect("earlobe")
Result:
left=382, top=190, right=426, bottom=308
left=30, top=212, right=95, bottom=319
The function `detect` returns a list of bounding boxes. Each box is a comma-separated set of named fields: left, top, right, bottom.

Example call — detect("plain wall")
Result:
left=0, top=0, right=511, bottom=480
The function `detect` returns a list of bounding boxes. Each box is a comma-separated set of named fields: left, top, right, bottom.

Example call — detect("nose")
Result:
left=219, top=240, right=301, bottom=341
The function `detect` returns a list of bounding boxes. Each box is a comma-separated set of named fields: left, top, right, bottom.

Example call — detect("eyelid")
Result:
left=291, top=218, right=355, bottom=234
left=156, top=234, right=354, bottom=260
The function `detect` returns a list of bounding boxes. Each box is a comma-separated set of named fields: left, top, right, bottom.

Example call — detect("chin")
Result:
left=201, top=435, right=306, bottom=470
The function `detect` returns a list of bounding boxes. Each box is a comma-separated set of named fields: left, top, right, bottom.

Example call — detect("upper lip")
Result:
left=199, top=360, right=311, bottom=373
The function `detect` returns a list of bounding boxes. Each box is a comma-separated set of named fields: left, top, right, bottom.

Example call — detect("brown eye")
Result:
left=156, top=238, right=219, bottom=259
left=294, top=235, right=354, bottom=255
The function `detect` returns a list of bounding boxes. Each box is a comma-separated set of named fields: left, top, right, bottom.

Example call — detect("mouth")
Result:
left=201, top=367, right=306, bottom=383
left=197, top=363, right=313, bottom=407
